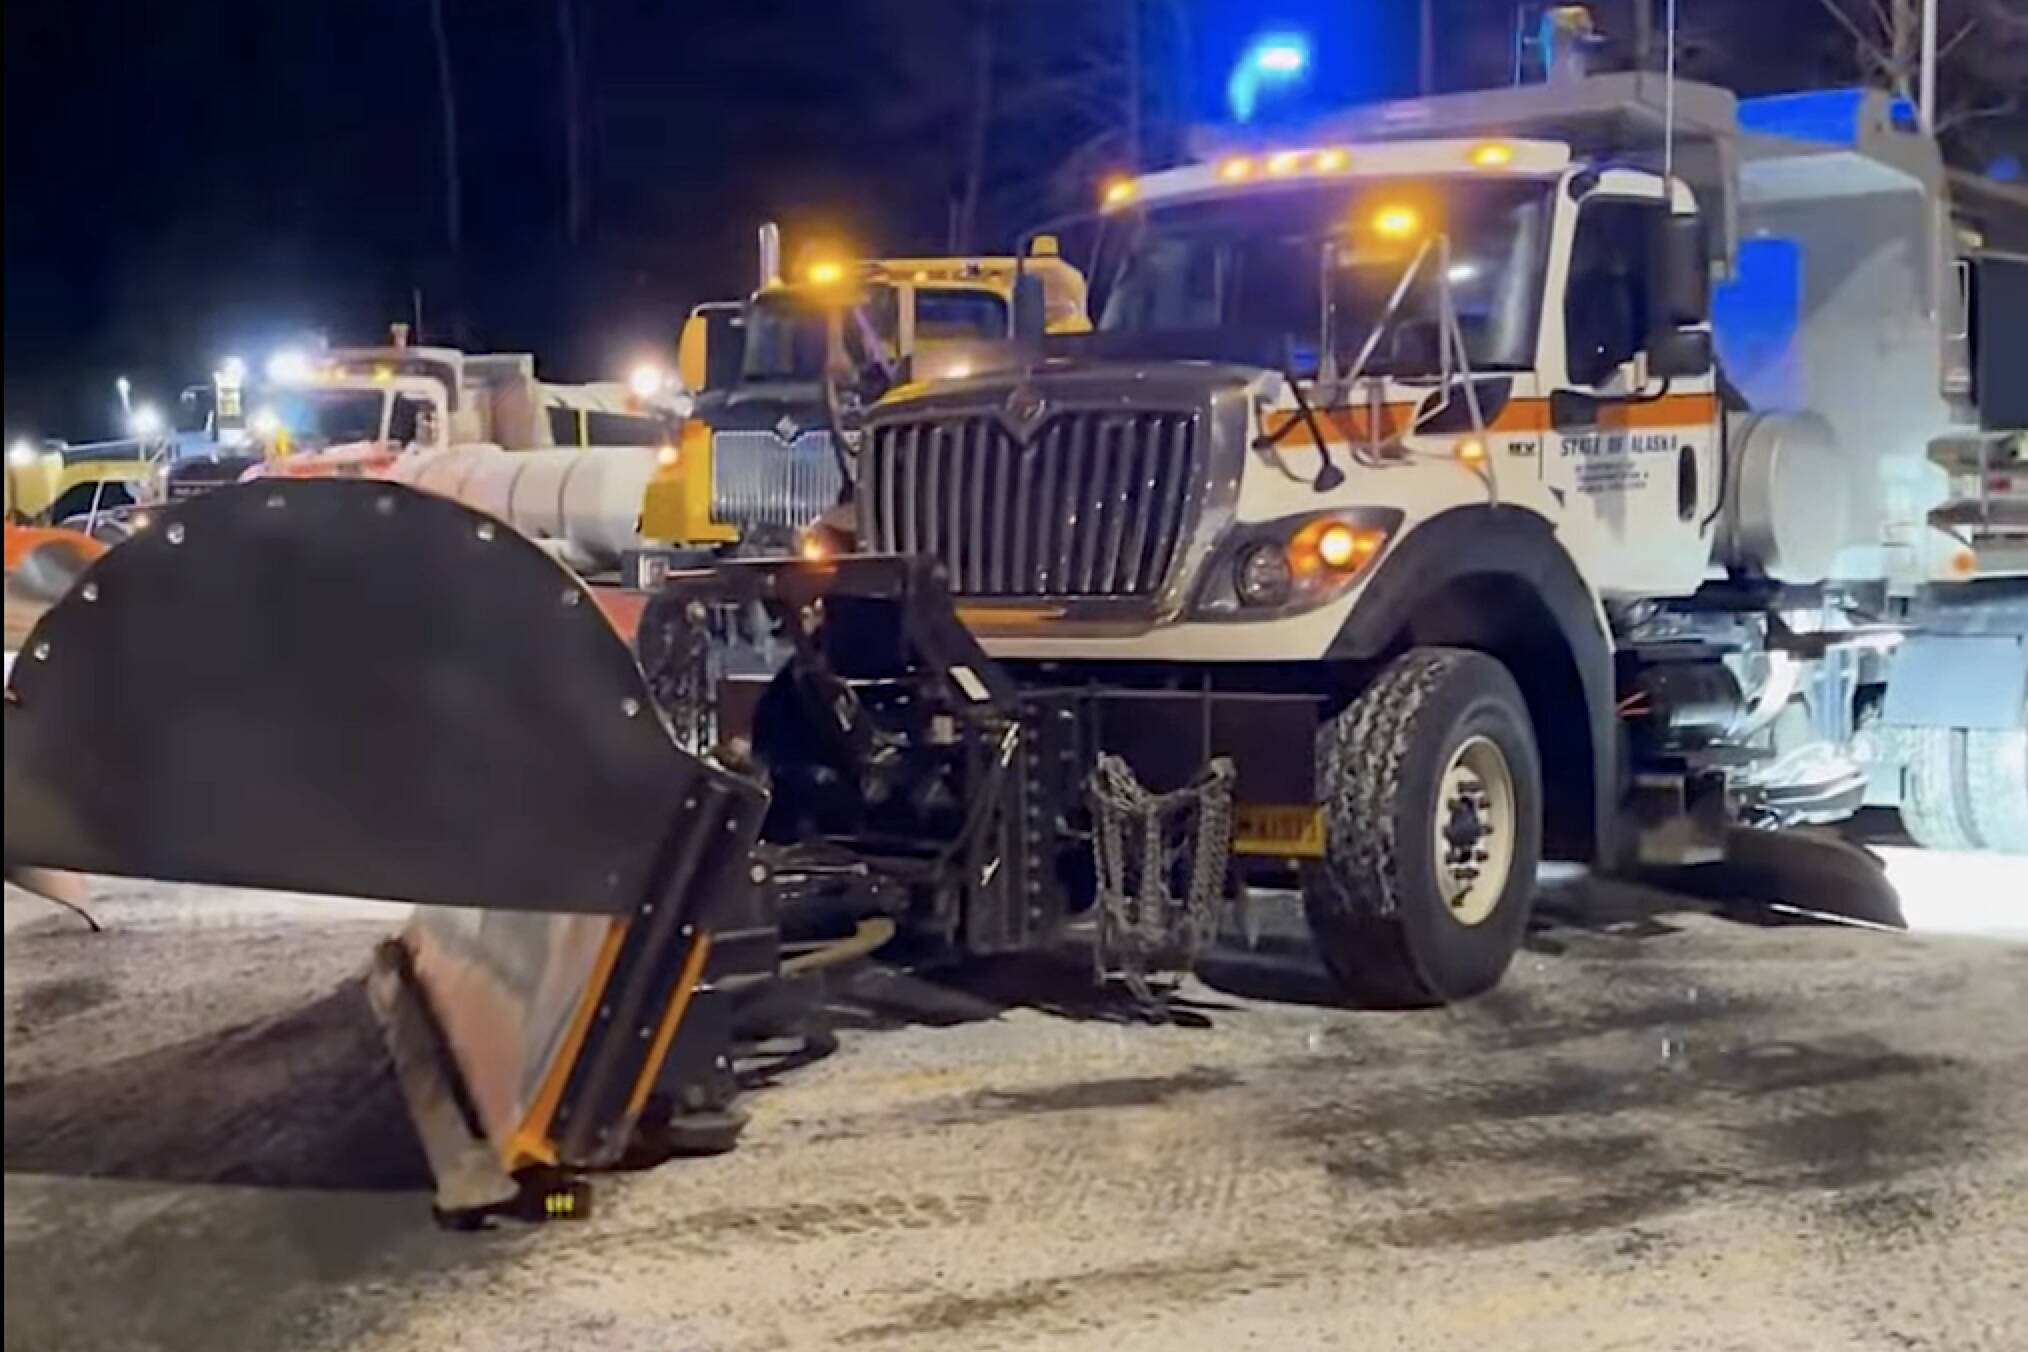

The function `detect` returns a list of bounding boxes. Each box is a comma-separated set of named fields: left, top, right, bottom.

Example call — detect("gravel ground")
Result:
left=6, top=872, right=2027, bottom=1352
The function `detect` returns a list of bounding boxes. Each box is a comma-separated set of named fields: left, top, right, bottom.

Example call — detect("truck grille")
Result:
left=863, top=409, right=1200, bottom=598
left=710, top=430, right=845, bottom=536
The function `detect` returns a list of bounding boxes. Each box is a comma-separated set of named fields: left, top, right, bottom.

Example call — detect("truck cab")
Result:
left=634, top=238, right=1089, bottom=567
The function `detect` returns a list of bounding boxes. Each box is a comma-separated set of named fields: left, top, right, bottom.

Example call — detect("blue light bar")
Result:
left=1738, top=88, right=1919, bottom=148
left=1229, top=31, right=1312, bottom=123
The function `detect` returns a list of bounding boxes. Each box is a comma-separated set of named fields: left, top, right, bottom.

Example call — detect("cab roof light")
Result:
left=1468, top=141, right=1515, bottom=169
left=1314, top=146, right=1351, bottom=172
left=1101, top=177, right=1136, bottom=208
left=1371, top=204, right=1422, bottom=239
left=1265, top=149, right=1303, bottom=176
left=1218, top=156, right=1255, bottom=182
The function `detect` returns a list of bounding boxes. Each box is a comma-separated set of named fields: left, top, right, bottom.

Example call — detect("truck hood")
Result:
left=876, top=355, right=1264, bottom=421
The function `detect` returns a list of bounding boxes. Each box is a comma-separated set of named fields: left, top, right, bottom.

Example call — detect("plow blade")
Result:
left=5, top=522, right=106, bottom=653
left=4, top=480, right=767, bottom=1208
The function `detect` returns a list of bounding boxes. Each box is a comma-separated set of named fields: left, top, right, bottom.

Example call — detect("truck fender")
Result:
left=1328, top=504, right=1620, bottom=864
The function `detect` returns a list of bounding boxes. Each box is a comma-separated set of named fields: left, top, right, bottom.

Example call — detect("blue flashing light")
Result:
left=1253, top=38, right=1309, bottom=74
left=1229, top=31, right=1312, bottom=123
left=1738, top=88, right=1919, bottom=148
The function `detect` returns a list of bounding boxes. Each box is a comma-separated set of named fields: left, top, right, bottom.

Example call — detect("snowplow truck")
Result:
left=6, top=72, right=2026, bottom=1218
left=632, top=225, right=1089, bottom=573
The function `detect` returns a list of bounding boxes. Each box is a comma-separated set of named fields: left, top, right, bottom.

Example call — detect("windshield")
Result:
left=741, top=282, right=1006, bottom=383
left=743, top=287, right=900, bottom=384
left=270, top=388, right=388, bottom=446
left=914, top=287, right=1009, bottom=343
left=743, top=293, right=830, bottom=383
left=1097, top=178, right=1552, bottom=375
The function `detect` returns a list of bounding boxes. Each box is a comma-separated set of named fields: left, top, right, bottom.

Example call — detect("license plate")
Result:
left=1231, top=804, right=1324, bottom=858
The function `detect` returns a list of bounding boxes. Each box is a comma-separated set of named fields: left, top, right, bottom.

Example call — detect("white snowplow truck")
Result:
left=5, top=73, right=2024, bottom=1220
left=190, top=337, right=681, bottom=573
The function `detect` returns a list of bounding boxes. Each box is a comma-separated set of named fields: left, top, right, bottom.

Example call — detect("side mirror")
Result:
left=1550, top=388, right=1600, bottom=432
left=1648, top=327, right=1713, bottom=379
left=1652, top=212, right=1709, bottom=326
left=1011, top=273, right=1047, bottom=342
left=676, top=313, right=708, bottom=392
left=678, top=303, right=745, bottom=397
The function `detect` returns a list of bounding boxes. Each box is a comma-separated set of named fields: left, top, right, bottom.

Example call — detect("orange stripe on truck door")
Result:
left=1260, top=392, right=1714, bottom=445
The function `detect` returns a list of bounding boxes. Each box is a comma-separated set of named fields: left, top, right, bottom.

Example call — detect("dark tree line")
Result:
left=8, top=0, right=2023, bottom=437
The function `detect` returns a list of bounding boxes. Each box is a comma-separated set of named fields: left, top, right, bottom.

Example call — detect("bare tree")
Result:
left=556, top=0, right=588, bottom=246
left=1811, top=0, right=2026, bottom=131
left=956, top=0, right=994, bottom=252
left=426, top=0, right=463, bottom=254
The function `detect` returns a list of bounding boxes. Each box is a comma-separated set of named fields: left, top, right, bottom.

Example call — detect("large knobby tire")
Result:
left=1964, top=721, right=2028, bottom=854
left=1301, top=648, right=1543, bottom=1008
left=1900, top=721, right=2028, bottom=854
left=1900, top=726, right=1980, bottom=851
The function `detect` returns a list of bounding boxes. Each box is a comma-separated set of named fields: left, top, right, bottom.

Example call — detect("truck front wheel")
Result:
left=1301, top=648, right=1543, bottom=1007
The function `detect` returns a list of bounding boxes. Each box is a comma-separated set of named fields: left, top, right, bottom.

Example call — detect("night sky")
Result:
left=7, top=0, right=2019, bottom=442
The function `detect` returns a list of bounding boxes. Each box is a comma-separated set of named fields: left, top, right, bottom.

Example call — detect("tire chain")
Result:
left=1087, top=753, right=1236, bottom=1005
left=1318, top=650, right=1458, bottom=921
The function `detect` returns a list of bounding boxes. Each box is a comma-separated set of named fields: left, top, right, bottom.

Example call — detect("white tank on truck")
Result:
left=237, top=330, right=680, bottom=572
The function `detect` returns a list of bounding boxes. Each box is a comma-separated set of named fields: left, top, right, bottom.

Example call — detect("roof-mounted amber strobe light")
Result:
left=804, top=259, right=846, bottom=286
left=1371, top=203, right=1423, bottom=240
left=1468, top=141, right=1515, bottom=169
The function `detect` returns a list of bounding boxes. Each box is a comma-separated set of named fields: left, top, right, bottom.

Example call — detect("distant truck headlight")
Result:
left=1193, top=508, right=1400, bottom=619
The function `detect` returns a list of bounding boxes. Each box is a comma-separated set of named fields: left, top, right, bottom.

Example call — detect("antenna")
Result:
left=1919, top=0, right=1938, bottom=131
left=1663, top=0, right=1678, bottom=188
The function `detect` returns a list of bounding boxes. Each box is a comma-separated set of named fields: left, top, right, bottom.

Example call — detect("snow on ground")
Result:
left=7, top=871, right=2028, bottom=1352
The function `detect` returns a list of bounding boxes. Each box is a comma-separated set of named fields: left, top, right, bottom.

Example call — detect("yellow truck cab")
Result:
left=5, top=438, right=162, bottom=534
left=636, top=233, right=1088, bottom=567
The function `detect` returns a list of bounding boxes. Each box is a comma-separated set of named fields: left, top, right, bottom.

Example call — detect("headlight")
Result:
left=1192, top=508, right=1400, bottom=620
left=1235, top=541, right=1293, bottom=607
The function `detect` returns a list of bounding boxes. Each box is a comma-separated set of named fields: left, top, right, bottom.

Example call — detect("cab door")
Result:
left=1542, top=179, right=1718, bottom=598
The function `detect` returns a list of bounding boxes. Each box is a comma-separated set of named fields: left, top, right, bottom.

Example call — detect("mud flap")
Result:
left=1658, top=827, right=1908, bottom=930
left=4, top=480, right=768, bottom=1187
